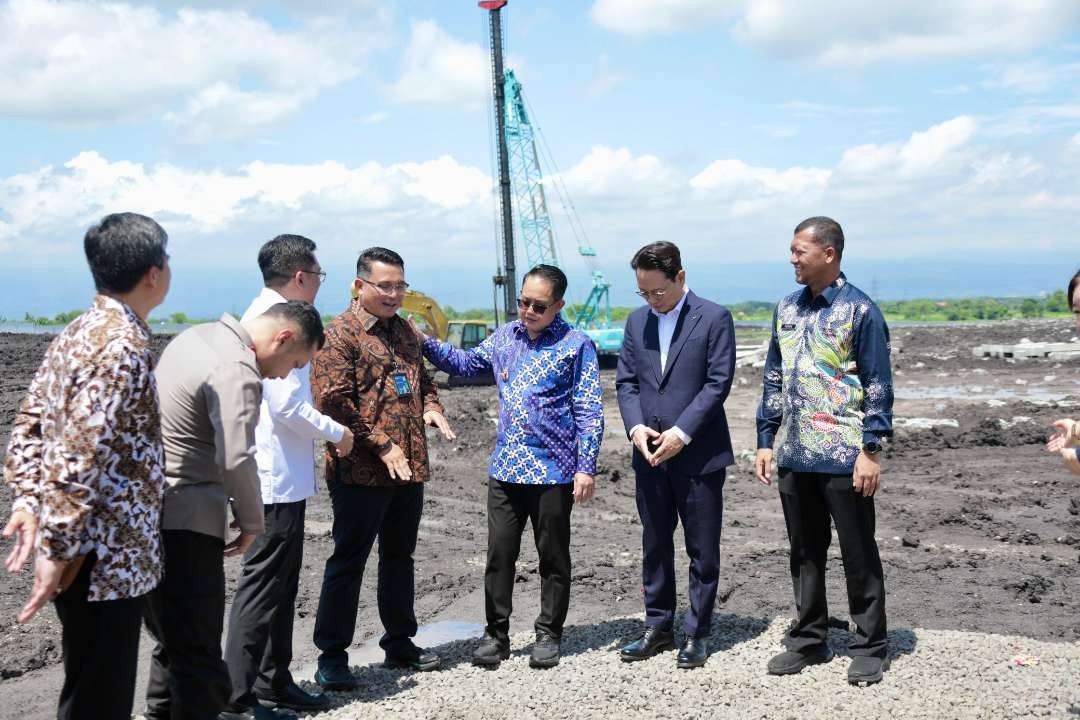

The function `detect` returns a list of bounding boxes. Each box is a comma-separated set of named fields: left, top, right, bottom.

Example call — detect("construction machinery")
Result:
left=480, top=0, right=625, bottom=356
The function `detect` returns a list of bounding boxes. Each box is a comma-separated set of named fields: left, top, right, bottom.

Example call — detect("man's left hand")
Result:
left=649, top=430, right=686, bottom=466
left=573, top=472, right=595, bottom=504
left=1061, top=447, right=1080, bottom=475
left=424, top=410, right=456, bottom=441
left=3, top=510, right=38, bottom=573
left=853, top=451, right=881, bottom=497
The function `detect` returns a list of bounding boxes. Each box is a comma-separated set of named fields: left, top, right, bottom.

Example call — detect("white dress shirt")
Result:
left=242, top=287, right=345, bottom=503
left=630, top=288, right=692, bottom=447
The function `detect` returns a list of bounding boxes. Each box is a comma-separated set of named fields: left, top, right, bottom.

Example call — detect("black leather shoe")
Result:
left=254, top=682, right=330, bottom=712
left=847, top=655, right=890, bottom=685
left=529, top=632, right=561, bottom=669
left=676, top=637, right=709, bottom=669
left=767, top=646, right=834, bottom=675
left=313, top=665, right=358, bottom=691
left=384, top=643, right=441, bottom=672
left=218, top=704, right=296, bottom=720
left=620, top=627, right=676, bottom=662
left=472, top=632, right=511, bottom=667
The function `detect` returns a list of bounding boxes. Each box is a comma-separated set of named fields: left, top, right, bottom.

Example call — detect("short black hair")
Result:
left=83, top=213, right=168, bottom=294
left=523, top=264, right=568, bottom=301
left=356, top=247, right=404, bottom=277
left=1069, top=268, right=1080, bottom=307
left=258, top=234, right=318, bottom=287
left=794, top=216, right=845, bottom=261
left=631, top=241, right=682, bottom=281
left=260, top=300, right=325, bottom=350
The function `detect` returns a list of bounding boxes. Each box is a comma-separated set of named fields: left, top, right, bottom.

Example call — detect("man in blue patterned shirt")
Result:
left=755, top=216, right=893, bottom=686
left=416, top=264, right=604, bottom=669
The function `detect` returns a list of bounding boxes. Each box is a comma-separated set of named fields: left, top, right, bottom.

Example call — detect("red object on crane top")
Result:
left=478, top=1, right=507, bottom=9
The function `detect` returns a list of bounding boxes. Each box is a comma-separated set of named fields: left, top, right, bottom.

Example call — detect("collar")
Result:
left=219, top=312, right=254, bottom=348
left=350, top=299, right=392, bottom=333
left=257, top=286, right=288, bottom=306
left=802, top=273, right=846, bottom=306
left=94, top=294, right=151, bottom=337
left=511, top=312, right=570, bottom=341
left=650, top=287, right=690, bottom=319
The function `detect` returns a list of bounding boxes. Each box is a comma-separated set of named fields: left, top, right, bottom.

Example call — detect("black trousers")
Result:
left=313, top=482, right=424, bottom=669
left=485, top=478, right=574, bottom=642
left=53, top=554, right=144, bottom=720
left=778, top=469, right=888, bottom=657
left=635, top=466, right=725, bottom=639
left=224, top=500, right=306, bottom=708
left=144, top=530, right=232, bottom=720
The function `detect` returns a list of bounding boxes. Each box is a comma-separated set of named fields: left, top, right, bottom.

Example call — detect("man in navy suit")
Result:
left=615, top=241, right=736, bottom=669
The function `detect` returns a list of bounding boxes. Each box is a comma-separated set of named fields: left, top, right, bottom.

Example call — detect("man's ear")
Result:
left=676, top=269, right=686, bottom=284
left=272, top=327, right=296, bottom=351
left=554, top=298, right=566, bottom=313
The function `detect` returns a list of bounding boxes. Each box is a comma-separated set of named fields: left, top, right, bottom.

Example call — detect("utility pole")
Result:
left=480, top=0, right=516, bottom=321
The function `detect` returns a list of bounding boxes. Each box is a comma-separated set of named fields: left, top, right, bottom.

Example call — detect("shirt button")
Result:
left=659, top=389, right=665, bottom=395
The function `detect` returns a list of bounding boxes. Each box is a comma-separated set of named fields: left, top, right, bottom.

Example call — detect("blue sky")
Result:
left=1, top=0, right=1078, bottom=318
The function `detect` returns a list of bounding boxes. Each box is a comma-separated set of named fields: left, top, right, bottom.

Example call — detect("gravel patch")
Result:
left=308, top=614, right=1080, bottom=719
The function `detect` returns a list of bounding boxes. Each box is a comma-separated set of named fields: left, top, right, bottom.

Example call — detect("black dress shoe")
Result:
left=254, top=682, right=330, bottom=712
left=313, top=665, right=358, bottom=691
left=472, top=632, right=511, bottom=666
left=529, top=632, right=561, bottom=669
left=620, top=627, right=676, bottom=662
left=676, top=637, right=709, bottom=669
left=766, top=646, right=834, bottom=675
left=384, top=643, right=441, bottom=672
left=218, top=704, right=296, bottom=720
left=847, top=655, right=890, bottom=685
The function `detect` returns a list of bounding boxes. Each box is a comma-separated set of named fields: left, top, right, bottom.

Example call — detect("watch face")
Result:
left=864, top=441, right=882, bottom=454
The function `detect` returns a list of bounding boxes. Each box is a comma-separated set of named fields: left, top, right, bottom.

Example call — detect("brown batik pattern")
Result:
left=3, top=295, right=165, bottom=601
left=311, top=300, right=443, bottom=487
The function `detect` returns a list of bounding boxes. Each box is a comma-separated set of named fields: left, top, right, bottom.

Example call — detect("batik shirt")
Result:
left=423, top=314, right=604, bottom=485
left=3, top=295, right=165, bottom=601
left=756, top=274, right=893, bottom=474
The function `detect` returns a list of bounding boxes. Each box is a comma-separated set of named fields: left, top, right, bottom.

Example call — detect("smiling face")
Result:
left=790, top=229, right=837, bottom=289
left=355, top=260, right=406, bottom=321
left=518, top=275, right=564, bottom=337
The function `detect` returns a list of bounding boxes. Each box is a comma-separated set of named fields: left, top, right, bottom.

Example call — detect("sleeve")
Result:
left=572, top=339, right=605, bottom=475
left=673, top=308, right=736, bottom=440
left=36, top=348, right=148, bottom=560
left=756, top=306, right=784, bottom=450
left=262, top=368, right=345, bottom=443
left=422, top=331, right=496, bottom=377
left=419, top=357, right=444, bottom=416
left=615, top=315, right=645, bottom=438
left=310, top=328, right=385, bottom=453
left=3, top=358, right=51, bottom=517
left=205, top=362, right=264, bottom=535
left=854, top=302, right=894, bottom=445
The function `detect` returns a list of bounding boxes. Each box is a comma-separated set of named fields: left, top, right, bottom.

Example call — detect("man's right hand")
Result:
left=17, top=554, right=66, bottom=624
left=224, top=532, right=257, bottom=558
left=631, top=426, right=660, bottom=464
left=755, top=448, right=774, bottom=486
left=3, top=510, right=38, bottom=573
left=333, top=427, right=355, bottom=457
left=380, top=443, right=413, bottom=482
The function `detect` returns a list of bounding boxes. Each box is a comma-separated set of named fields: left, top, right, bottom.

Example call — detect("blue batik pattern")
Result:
left=423, top=314, right=604, bottom=485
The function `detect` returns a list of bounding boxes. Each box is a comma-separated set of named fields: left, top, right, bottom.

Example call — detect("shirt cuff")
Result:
left=628, top=424, right=645, bottom=442
left=672, top=426, right=691, bottom=445
left=756, top=431, right=775, bottom=450
left=11, top=494, right=39, bottom=517
left=575, top=459, right=598, bottom=476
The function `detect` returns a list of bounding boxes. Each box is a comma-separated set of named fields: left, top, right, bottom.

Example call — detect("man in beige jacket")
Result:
left=144, top=300, right=325, bottom=720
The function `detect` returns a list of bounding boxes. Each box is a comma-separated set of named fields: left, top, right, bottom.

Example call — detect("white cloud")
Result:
left=1069, top=132, right=1080, bottom=154
left=561, top=146, right=680, bottom=201
left=359, top=111, right=391, bottom=125
left=780, top=101, right=897, bottom=119
left=691, top=160, right=830, bottom=216
left=590, top=0, right=1080, bottom=67
left=586, top=53, right=628, bottom=97
left=0, top=0, right=384, bottom=139
left=837, top=116, right=977, bottom=179
left=983, top=61, right=1080, bottom=94
left=387, top=20, right=490, bottom=108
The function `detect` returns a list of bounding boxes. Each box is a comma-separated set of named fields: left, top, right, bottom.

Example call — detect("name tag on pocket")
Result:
left=781, top=323, right=796, bottom=331
left=392, top=371, right=412, bottom=398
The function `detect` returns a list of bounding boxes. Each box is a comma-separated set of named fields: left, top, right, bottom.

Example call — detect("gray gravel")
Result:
left=307, top=614, right=1080, bottom=719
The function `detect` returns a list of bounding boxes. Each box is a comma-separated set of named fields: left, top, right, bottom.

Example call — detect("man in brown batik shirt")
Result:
left=309, top=246, right=455, bottom=690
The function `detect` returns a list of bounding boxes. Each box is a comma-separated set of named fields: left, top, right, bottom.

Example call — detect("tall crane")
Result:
left=479, top=0, right=624, bottom=355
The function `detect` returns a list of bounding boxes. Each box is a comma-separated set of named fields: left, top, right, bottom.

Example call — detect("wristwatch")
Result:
left=862, top=439, right=884, bottom=455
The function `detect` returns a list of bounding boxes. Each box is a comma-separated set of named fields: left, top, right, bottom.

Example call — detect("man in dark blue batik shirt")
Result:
left=755, top=216, right=894, bottom=686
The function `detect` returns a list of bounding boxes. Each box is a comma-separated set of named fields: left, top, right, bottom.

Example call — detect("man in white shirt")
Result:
left=222, top=235, right=353, bottom=719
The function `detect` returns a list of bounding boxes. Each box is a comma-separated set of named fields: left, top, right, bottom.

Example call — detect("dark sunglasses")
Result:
left=516, top=297, right=550, bottom=314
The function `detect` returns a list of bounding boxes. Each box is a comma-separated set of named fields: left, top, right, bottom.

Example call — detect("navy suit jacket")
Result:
left=616, top=290, right=736, bottom=476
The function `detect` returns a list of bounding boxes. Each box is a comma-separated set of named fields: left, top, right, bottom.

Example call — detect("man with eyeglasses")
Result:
left=616, top=241, right=736, bottom=669
left=221, top=235, right=352, bottom=718
left=309, top=247, right=456, bottom=690
left=412, top=264, right=604, bottom=669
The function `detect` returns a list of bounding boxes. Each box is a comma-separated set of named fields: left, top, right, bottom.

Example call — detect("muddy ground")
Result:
left=0, top=320, right=1078, bottom=717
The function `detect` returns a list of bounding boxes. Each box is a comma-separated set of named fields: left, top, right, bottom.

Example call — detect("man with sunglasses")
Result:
left=413, top=264, right=604, bottom=669
left=616, top=241, right=736, bottom=669
left=309, top=247, right=455, bottom=690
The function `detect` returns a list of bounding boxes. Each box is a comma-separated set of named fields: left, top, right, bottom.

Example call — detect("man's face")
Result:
left=790, top=230, right=835, bottom=287
left=635, top=268, right=685, bottom=314
left=1072, top=288, right=1080, bottom=331
left=257, top=330, right=317, bottom=379
left=518, top=276, right=563, bottom=336
left=356, top=261, right=406, bottom=320
left=296, top=260, right=324, bottom=304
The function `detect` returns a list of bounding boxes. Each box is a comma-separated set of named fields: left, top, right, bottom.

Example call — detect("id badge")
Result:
left=391, top=371, right=412, bottom=398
